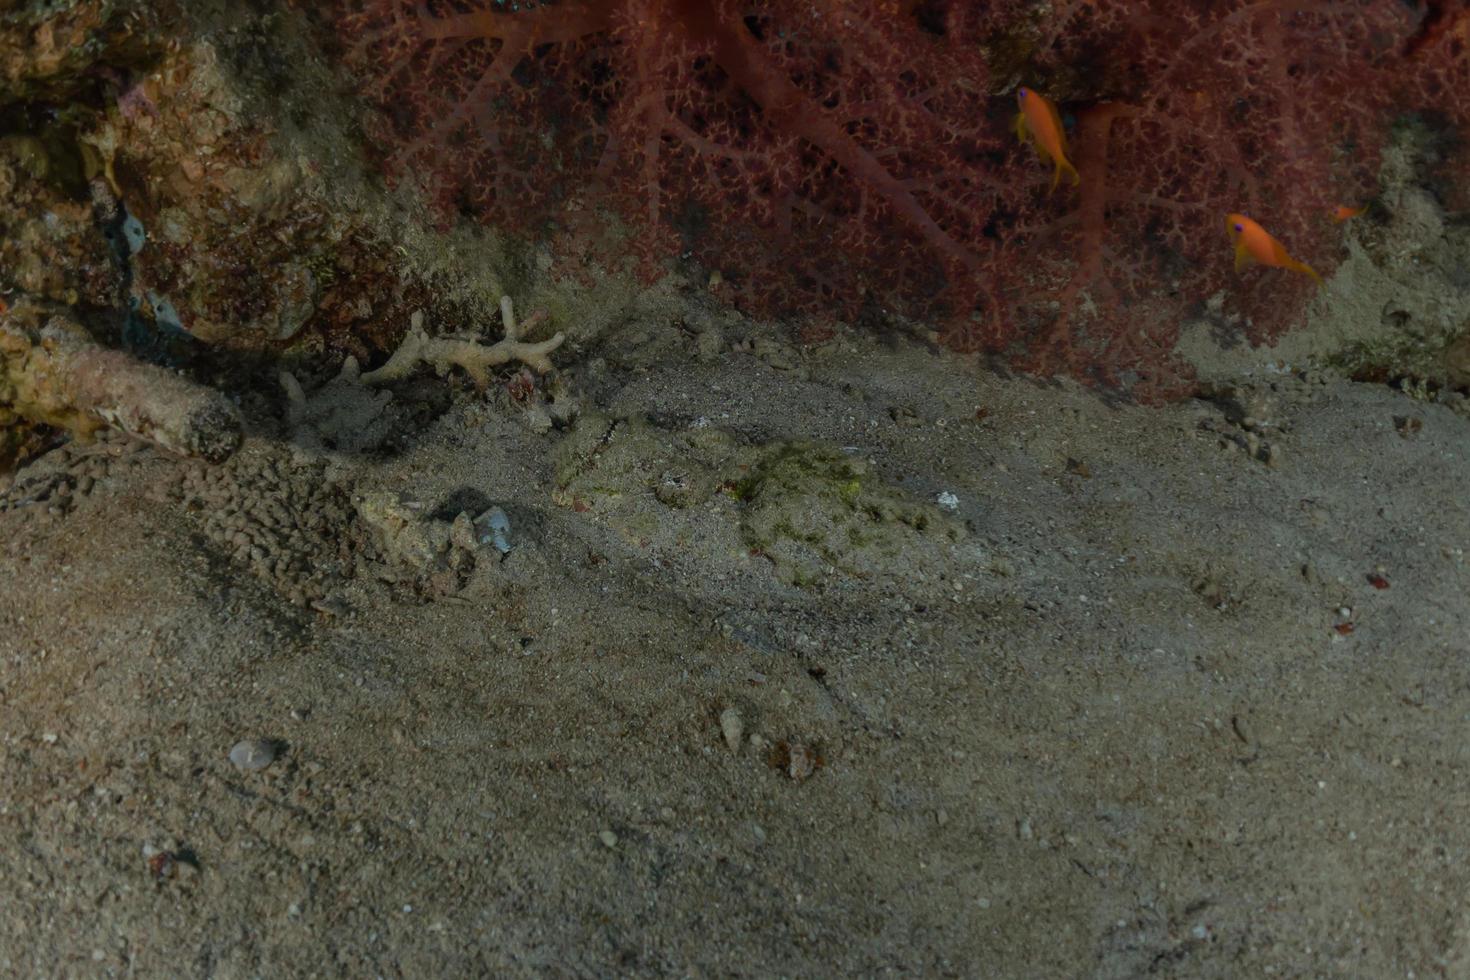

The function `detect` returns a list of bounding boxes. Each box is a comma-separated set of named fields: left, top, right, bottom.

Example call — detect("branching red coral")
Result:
left=328, top=0, right=1467, bottom=401
left=1012, top=0, right=1420, bottom=397
left=1400, top=0, right=1470, bottom=211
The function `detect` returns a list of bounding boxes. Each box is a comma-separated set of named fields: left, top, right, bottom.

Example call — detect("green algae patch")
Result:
left=1327, top=324, right=1470, bottom=396
left=736, top=442, right=965, bottom=587
left=552, top=412, right=749, bottom=512
left=552, top=418, right=966, bottom=588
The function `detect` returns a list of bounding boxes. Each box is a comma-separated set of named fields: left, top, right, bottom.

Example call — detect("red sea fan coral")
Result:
left=337, top=2, right=616, bottom=222
left=337, top=1, right=1018, bottom=325
left=599, top=1, right=1016, bottom=326
left=1400, top=0, right=1470, bottom=212
left=329, top=0, right=1465, bottom=401
left=1012, top=0, right=1419, bottom=396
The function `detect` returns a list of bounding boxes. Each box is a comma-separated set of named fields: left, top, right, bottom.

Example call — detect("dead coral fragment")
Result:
left=361, top=296, right=564, bottom=388
left=0, top=300, right=241, bottom=461
left=279, top=357, right=398, bottom=456
left=353, top=490, right=487, bottom=596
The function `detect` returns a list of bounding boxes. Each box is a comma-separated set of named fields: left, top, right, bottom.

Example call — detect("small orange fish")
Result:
left=1332, top=204, right=1365, bottom=223
left=1014, top=87, right=1079, bottom=193
left=1226, top=213, right=1321, bottom=285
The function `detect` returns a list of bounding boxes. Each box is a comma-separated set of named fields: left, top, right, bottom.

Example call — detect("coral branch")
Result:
left=0, top=299, right=242, bottom=460
left=360, top=298, right=565, bottom=388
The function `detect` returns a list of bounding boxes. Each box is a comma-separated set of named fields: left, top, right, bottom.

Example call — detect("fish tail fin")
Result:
left=1046, top=158, right=1079, bottom=195
left=1233, top=239, right=1252, bottom=273
left=1299, top=262, right=1323, bottom=286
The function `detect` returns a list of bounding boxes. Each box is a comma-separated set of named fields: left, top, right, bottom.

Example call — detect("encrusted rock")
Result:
left=354, top=490, right=498, bottom=595
left=1, top=298, right=241, bottom=460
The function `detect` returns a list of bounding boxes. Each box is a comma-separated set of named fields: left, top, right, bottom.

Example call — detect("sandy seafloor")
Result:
left=3, top=284, right=1470, bottom=978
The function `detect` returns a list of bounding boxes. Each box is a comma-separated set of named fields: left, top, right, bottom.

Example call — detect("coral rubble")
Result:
left=0, top=299, right=241, bottom=460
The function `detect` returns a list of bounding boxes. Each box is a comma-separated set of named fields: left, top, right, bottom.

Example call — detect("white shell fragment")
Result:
left=229, top=739, right=277, bottom=771
left=475, top=506, right=513, bottom=555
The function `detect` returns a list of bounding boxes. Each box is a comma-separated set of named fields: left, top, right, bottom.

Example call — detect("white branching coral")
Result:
left=360, top=296, right=565, bottom=388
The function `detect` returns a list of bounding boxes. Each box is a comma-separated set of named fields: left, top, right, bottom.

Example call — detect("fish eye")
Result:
left=1234, top=223, right=1244, bottom=232
left=1018, top=88, right=1028, bottom=98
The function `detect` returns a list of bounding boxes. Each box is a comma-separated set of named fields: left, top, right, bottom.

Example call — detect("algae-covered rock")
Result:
left=554, top=411, right=967, bottom=589
left=0, top=0, right=176, bottom=105
left=0, top=0, right=433, bottom=357
left=0, top=139, right=123, bottom=313
left=82, top=37, right=359, bottom=346
left=1328, top=324, right=1470, bottom=394
left=736, top=442, right=966, bottom=588
left=552, top=412, right=748, bottom=512
left=353, top=490, right=484, bottom=596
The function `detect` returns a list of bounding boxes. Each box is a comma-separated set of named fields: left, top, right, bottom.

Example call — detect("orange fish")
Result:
left=1014, top=87, right=1079, bottom=193
left=1332, top=204, right=1365, bottom=223
left=1225, top=213, right=1321, bottom=285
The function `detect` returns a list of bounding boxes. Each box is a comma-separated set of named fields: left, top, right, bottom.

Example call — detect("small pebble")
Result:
left=522, top=405, right=554, bottom=434
left=719, top=707, right=744, bottom=751
left=598, top=830, right=618, bottom=849
left=695, top=327, right=724, bottom=361
left=784, top=742, right=817, bottom=782
left=229, top=739, right=277, bottom=771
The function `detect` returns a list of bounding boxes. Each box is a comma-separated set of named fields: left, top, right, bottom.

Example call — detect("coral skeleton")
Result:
left=360, top=296, right=564, bottom=388
left=279, top=356, right=400, bottom=459
left=0, top=298, right=242, bottom=461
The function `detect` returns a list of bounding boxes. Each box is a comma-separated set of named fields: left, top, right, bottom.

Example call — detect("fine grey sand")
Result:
left=5, top=312, right=1470, bottom=976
